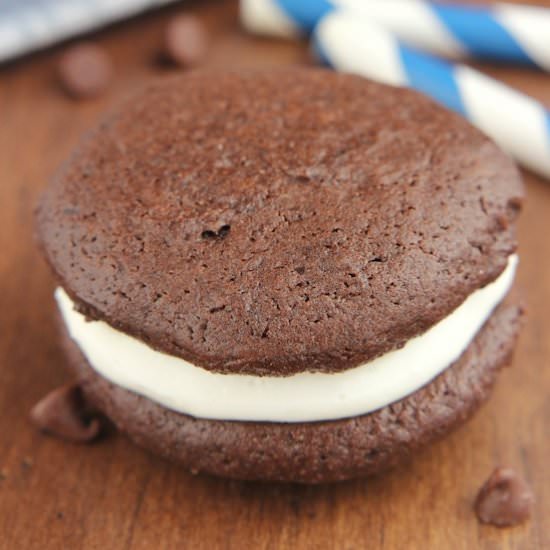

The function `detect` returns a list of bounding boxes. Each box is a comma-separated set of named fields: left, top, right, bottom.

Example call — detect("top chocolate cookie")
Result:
left=37, top=68, right=523, bottom=376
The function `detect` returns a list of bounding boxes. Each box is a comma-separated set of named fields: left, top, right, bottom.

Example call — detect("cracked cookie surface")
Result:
left=37, top=68, right=523, bottom=375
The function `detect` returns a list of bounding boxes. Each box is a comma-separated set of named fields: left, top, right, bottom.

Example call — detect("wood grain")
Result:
left=0, top=1, right=548, bottom=548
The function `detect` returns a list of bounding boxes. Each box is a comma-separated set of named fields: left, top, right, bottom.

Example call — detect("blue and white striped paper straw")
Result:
left=313, top=10, right=550, bottom=179
left=241, top=0, right=550, bottom=70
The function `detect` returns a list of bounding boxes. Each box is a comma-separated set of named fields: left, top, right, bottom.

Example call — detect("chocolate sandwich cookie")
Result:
left=37, top=68, right=523, bottom=482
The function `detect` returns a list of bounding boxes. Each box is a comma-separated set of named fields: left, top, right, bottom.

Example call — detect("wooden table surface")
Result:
left=0, top=1, right=549, bottom=548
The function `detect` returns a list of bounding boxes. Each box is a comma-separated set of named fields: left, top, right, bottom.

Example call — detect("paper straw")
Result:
left=241, top=0, right=550, bottom=70
left=312, top=10, right=550, bottom=179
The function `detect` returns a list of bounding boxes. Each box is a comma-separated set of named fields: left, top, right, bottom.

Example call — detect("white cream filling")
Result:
left=56, top=255, right=517, bottom=423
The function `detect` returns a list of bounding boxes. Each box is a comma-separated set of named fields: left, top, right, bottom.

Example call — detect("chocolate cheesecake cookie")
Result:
left=37, top=68, right=523, bottom=482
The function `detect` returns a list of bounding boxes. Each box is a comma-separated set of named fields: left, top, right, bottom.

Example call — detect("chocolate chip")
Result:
left=164, top=15, right=209, bottom=68
left=475, top=467, right=534, bottom=527
left=30, top=383, right=102, bottom=443
left=58, top=42, right=112, bottom=99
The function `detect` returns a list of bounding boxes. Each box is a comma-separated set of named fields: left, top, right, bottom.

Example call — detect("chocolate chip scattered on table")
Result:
left=57, top=42, right=112, bottom=99
left=164, top=15, right=209, bottom=68
left=475, top=467, right=534, bottom=527
left=30, top=382, right=102, bottom=443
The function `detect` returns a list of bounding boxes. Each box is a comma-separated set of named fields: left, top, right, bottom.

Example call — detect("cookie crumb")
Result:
left=58, top=42, right=112, bottom=99
left=30, top=383, right=102, bottom=443
left=0, top=468, right=7, bottom=481
left=164, top=15, right=209, bottom=68
left=475, top=467, right=534, bottom=527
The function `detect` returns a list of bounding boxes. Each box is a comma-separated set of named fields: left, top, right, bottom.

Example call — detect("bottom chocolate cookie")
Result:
left=61, top=302, right=521, bottom=483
